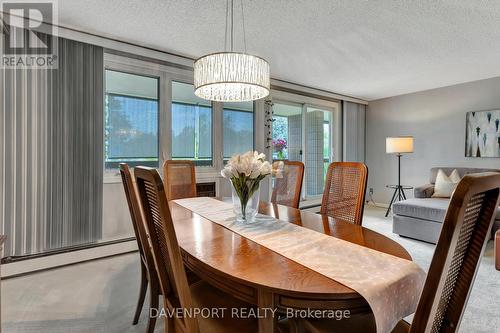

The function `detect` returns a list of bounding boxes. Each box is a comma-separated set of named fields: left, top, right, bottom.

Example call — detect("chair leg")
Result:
left=165, top=311, right=174, bottom=333
left=133, top=262, right=148, bottom=325
left=288, top=318, right=302, bottom=333
left=146, top=276, right=160, bottom=333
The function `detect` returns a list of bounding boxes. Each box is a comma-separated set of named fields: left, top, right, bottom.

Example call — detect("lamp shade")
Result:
left=194, top=52, right=270, bottom=102
left=386, top=136, right=414, bottom=154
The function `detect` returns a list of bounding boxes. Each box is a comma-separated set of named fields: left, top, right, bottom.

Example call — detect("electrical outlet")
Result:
left=369, top=188, right=374, bottom=195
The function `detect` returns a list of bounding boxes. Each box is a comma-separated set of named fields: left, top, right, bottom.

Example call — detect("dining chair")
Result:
left=134, top=166, right=259, bottom=333
left=301, top=172, right=500, bottom=333
left=271, top=161, right=304, bottom=209
left=495, top=230, right=500, bottom=271
left=163, top=160, right=197, bottom=200
left=320, top=162, right=368, bottom=225
left=119, top=163, right=161, bottom=333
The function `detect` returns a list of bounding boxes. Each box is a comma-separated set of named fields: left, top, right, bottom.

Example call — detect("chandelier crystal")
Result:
left=194, top=52, right=270, bottom=102
left=193, top=0, right=270, bottom=102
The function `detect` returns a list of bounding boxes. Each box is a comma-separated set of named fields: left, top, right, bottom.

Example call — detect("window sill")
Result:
left=103, top=167, right=223, bottom=184
left=299, top=197, right=322, bottom=208
left=196, top=168, right=222, bottom=179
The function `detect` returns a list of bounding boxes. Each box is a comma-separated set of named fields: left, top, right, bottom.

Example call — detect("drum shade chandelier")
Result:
left=194, top=0, right=270, bottom=102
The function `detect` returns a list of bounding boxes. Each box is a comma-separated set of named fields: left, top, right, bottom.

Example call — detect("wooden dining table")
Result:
left=169, top=199, right=412, bottom=333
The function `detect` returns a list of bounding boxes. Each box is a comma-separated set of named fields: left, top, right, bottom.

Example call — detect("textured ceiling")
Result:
left=57, top=0, right=500, bottom=100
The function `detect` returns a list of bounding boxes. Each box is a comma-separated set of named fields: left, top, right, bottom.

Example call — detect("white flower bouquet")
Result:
left=221, top=151, right=282, bottom=222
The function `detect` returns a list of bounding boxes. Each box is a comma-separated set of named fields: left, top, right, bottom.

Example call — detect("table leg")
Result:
left=258, top=289, right=275, bottom=333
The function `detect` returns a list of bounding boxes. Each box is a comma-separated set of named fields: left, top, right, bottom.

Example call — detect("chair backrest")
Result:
left=410, top=172, right=500, bottom=333
left=320, top=162, right=368, bottom=225
left=163, top=160, right=197, bottom=200
left=271, top=161, right=304, bottom=209
left=134, top=166, right=198, bottom=333
left=119, top=163, right=150, bottom=264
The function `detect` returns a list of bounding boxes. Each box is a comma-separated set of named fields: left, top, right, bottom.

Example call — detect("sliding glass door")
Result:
left=271, top=96, right=339, bottom=201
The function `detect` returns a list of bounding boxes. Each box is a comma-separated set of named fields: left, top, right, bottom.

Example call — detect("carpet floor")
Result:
left=2, top=206, right=499, bottom=333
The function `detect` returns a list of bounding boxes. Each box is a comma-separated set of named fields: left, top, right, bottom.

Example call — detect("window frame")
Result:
left=103, top=60, right=166, bottom=182
left=222, top=103, right=256, bottom=162
left=102, top=53, right=342, bottom=201
left=104, top=81, right=161, bottom=169
left=168, top=79, right=221, bottom=175
left=103, top=53, right=255, bottom=182
left=170, top=98, right=215, bottom=168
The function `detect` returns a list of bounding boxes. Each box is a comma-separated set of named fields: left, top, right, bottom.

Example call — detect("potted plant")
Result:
left=272, top=138, right=287, bottom=160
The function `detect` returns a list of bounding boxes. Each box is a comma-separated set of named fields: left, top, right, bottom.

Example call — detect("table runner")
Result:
left=173, top=197, right=426, bottom=333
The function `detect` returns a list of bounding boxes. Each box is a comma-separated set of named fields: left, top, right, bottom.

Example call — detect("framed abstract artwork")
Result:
left=465, top=109, right=500, bottom=157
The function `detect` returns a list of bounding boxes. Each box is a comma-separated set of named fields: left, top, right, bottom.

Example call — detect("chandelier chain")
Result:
left=224, top=0, right=248, bottom=52
left=230, top=0, right=234, bottom=51
left=224, top=0, right=228, bottom=51
left=241, top=0, right=247, bottom=53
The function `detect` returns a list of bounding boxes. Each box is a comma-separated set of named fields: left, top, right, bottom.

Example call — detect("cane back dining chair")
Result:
left=271, top=161, right=305, bottom=209
left=119, top=163, right=161, bottom=333
left=134, top=166, right=258, bottom=333
left=320, top=162, right=368, bottom=225
left=495, top=230, right=500, bottom=271
left=163, top=160, right=197, bottom=200
left=301, top=172, right=500, bottom=333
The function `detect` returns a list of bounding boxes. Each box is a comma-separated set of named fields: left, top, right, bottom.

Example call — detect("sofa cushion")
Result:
left=394, top=199, right=500, bottom=223
left=432, top=169, right=461, bottom=198
left=392, top=198, right=450, bottom=222
left=393, top=215, right=442, bottom=244
left=414, top=184, right=435, bottom=198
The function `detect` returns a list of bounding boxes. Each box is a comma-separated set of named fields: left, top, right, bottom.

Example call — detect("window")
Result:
left=171, top=82, right=213, bottom=166
left=105, top=70, right=159, bottom=169
left=323, top=122, right=330, bottom=179
left=223, top=101, right=254, bottom=159
left=272, top=102, right=302, bottom=161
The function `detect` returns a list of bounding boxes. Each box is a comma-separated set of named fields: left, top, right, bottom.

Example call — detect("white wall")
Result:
left=366, top=76, right=500, bottom=204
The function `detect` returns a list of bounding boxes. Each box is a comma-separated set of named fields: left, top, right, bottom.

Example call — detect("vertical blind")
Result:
left=343, top=101, right=366, bottom=163
left=0, top=34, right=104, bottom=257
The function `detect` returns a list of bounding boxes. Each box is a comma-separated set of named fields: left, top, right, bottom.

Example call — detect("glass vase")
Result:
left=231, top=181, right=260, bottom=222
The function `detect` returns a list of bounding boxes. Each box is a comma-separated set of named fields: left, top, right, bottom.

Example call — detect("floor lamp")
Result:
left=385, top=136, right=414, bottom=217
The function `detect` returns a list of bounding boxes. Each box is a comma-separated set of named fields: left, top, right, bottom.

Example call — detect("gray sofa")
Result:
left=392, top=167, right=500, bottom=244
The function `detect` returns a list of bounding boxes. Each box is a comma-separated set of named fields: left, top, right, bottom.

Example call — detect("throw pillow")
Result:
left=432, top=169, right=461, bottom=198
left=449, top=169, right=461, bottom=183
